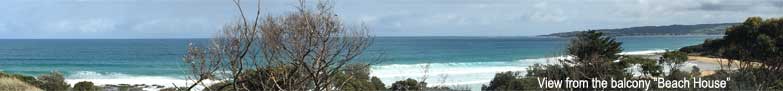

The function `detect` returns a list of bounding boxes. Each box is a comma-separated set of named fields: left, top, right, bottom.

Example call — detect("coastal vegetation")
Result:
left=680, top=16, right=783, bottom=89
left=175, top=0, right=476, bottom=90
left=483, top=16, right=783, bottom=90
left=0, top=78, right=42, bottom=91
left=482, top=30, right=700, bottom=90
left=72, top=81, right=99, bottom=91
left=0, top=71, right=73, bottom=91
left=176, top=0, right=393, bottom=91
left=0, top=0, right=778, bottom=90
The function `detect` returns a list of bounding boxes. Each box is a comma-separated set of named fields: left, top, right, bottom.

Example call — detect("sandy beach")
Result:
left=633, top=54, right=733, bottom=77
left=685, top=55, right=752, bottom=76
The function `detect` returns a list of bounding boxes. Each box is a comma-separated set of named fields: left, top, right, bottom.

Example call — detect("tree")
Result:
left=719, top=17, right=783, bottom=89
left=681, top=16, right=783, bottom=89
left=562, top=30, right=627, bottom=79
left=182, top=0, right=373, bottom=90
left=660, top=51, right=688, bottom=70
left=720, top=17, right=783, bottom=70
left=483, top=31, right=633, bottom=90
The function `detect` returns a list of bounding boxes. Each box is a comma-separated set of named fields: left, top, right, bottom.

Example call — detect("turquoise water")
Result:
left=0, top=36, right=719, bottom=87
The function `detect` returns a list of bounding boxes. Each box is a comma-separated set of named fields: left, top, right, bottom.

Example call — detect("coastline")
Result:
left=685, top=55, right=747, bottom=77
left=55, top=50, right=726, bottom=90
left=625, top=54, right=729, bottom=77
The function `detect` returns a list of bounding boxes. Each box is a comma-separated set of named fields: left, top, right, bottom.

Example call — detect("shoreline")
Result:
left=7, top=50, right=708, bottom=90
left=626, top=54, right=729, bottom=77
left=685, top=55, right=745, bottom=77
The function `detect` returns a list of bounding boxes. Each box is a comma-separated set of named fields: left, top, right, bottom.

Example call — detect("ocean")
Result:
left=0, top=36, right=720, bottom=89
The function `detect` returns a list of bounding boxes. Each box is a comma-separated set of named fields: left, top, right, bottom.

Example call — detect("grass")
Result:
left=0, top=78, right=42, bottom=91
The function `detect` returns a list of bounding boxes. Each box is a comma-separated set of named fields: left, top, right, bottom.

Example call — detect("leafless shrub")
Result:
left=181, top=0, right=372, bottom=91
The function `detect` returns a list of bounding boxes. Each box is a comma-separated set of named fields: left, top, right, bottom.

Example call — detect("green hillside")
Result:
left=541, top=23, right=739, bottom=37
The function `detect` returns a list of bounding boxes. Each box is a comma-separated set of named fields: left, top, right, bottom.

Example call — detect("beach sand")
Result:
left=688, top=56, right=737, bottom=65
left=632, top=55, right=730, bottom=77
left=684, top=56, right=757, bottom=76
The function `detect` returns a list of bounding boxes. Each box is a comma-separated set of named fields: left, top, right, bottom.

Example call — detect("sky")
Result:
left=1, top=0, right=782, bottom=38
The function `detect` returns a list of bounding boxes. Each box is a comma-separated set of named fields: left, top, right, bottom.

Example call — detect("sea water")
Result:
left=0, top=36, right=719, bottom=89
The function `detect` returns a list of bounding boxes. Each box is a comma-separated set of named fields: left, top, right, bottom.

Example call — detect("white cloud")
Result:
left=1, top=0, right=783, bottom=38
left=79, top=18, right=117, bottom=33
left=528, top=1, right=567, bottom=23
left=46, top=18, right=117, bottom=33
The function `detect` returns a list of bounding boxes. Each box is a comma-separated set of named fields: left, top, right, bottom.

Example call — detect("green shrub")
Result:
left=482, top=71, right=537, bottom=90
left=73, top=81, right=99, bottom=91
left=36, top=71, right=70, bottom=91
left=336, top=64, right=384, bottom=91
left=390, top=78, right=426, bottom=91
left=482, top=64, right=574, bottom=90
left=369, top=76, right=386, bottom=90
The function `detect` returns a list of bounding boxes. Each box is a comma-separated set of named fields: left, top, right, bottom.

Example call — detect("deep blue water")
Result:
left=0, top=36, right=720, bottom=87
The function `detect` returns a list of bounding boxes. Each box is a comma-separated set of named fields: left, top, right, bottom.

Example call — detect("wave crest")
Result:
left=370, top=49, right=667, bottom=87
left=64, top=71, right=218, bottom=90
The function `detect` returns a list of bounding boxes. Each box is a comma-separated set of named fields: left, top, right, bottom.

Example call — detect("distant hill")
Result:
left=540, top=23, right=739, bottom=37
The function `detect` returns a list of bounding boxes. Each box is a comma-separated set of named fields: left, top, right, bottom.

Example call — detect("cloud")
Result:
left=694, top=0, right=783, bottom=12
left=44, top=18, right=117, bottom=34
left=1, top=0, right=783, bottom=38
left=526, top=1, right=567, bottom=23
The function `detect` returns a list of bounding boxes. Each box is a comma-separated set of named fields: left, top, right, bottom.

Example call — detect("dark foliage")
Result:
left=680, top=16, right=783, bottom=89
left=564, top=30, right=629, bottom=79
left=390, top=78, right=426, bottom=91
left=484, top=31, right=637, bottom=90
left=37, top=71, right=70, bottom=91
left=73, top=81, right=99, bottom=91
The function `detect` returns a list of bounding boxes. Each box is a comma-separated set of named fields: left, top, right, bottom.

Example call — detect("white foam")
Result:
left=370, top=49, right=667, bottom=87
left=62, top=50, right=668, bottom=90
left=619, top=49, right=668, bottom=55
left=64, top=71, right=219, bottom=91
left=370, top=56, right=567, bottom=87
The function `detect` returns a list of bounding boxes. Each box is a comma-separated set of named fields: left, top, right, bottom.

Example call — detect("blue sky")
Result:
left=1, top=0, right=782, bottom=38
